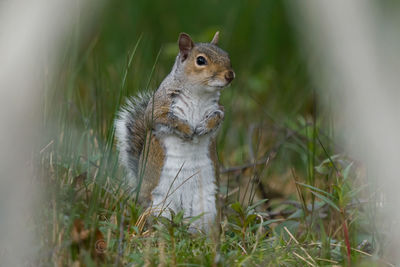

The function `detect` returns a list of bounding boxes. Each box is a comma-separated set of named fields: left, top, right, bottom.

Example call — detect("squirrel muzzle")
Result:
left=225, top=70, right=235, bottom=84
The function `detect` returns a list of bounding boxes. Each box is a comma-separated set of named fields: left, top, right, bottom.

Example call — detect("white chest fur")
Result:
left=151, top=135, right=216, bottom=230
left=151, top=91, right=219, bottom=231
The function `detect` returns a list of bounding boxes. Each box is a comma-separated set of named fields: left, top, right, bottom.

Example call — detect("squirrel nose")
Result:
left=225, top=70, right=235, bottom=83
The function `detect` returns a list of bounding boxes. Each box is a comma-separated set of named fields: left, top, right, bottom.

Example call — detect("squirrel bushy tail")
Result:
left=114, top=91, right=153, bottom=179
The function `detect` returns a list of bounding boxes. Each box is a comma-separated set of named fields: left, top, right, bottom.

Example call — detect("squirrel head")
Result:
left=175, top=32, right=235, bottom=93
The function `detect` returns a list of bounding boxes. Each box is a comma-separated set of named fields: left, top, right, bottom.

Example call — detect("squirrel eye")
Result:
left=196, top=56, right=207, bottom=66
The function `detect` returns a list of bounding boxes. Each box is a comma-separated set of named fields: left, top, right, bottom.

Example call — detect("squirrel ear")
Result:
left=178, top=33, right=194, bottom=61
left=210, top=31, right=219, bottom=45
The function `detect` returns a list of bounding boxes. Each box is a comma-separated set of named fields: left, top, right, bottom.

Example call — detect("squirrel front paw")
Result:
left=168, top=112, right=195, bottom=140
left=176, top=122, right=195, bottom=140
left=195, top=109, right=224, bottom=136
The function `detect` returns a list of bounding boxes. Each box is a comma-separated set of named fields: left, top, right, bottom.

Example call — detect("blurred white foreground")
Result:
left=0, top=0, right=99, bottom=265
left=293, top=0, right=400, bottom=264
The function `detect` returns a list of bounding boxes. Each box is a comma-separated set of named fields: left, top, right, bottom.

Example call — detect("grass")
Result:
left=35, top=0, right=390, bottom=266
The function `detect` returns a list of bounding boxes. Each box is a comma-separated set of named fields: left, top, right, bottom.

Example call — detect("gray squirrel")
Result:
left=115, top=32, right=234, bottom=231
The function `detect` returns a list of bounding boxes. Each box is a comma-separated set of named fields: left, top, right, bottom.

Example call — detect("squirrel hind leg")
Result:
left=114, top=91, right=153, bottom=181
